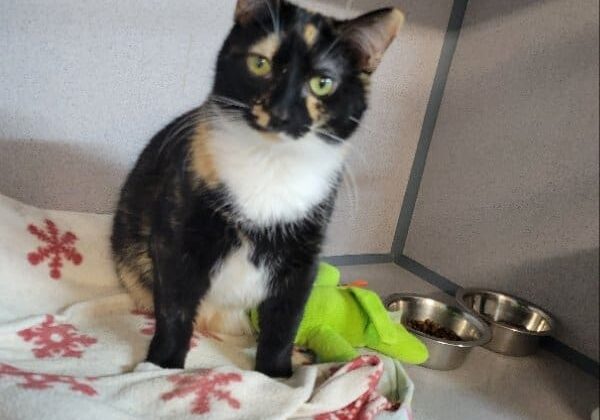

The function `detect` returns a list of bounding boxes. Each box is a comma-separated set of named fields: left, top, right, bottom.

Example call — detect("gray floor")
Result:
left=338, top=263, right=600, bottom=420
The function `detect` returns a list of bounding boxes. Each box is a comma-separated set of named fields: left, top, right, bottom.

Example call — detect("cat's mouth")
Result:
left=248, top=120, right=282, bottom=142
left=252, top=123, right=309, bottom=141
left=249, top=104, right=308, bottom=140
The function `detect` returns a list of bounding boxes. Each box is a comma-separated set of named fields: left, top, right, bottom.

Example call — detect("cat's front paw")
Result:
left=292, top=346, right=316, bottom=367
left=255, top=360, right=293, bottom=378
left=147, top=338, right=186, bottom=369
left=147, top=354, right=185, bottom=369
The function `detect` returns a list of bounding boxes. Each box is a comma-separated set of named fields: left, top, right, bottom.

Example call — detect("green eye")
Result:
left=247, top=54, right=272, bottom=77
left=309, top=76, right=334, bottom=97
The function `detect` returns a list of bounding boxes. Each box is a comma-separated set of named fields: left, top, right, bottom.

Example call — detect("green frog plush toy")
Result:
left=251, top=263, right=428, bottom=364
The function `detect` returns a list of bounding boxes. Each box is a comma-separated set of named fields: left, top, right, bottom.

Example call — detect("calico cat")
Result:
left=111, top=0, right=403, bottom=377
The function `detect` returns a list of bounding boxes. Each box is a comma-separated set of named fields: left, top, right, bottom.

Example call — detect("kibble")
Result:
left=407, top=319, right=463, bottom=341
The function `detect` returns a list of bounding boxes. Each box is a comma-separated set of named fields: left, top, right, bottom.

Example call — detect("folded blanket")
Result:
left=0, top=193, right=414, bottom=419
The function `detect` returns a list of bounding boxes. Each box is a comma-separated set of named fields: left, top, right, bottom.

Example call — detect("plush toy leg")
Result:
left=305, top=326, right=359, bottom=363
left=365, top=323, right=429, bottom=365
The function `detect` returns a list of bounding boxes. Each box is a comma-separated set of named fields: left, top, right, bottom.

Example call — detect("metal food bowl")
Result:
left=384, top=293, right=491, bottom=370
left=456, top=288, right=555, bottom=356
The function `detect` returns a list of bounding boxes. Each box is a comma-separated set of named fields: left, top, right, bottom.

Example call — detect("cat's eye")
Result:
left=309, top=76, right=334, bottom=97
left=247, top=54, right=272, bottom=77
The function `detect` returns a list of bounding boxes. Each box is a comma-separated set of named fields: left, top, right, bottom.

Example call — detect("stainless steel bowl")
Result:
left=384, top=293, right=491, bottom=370
left=456, top=288, right=555, bottom=356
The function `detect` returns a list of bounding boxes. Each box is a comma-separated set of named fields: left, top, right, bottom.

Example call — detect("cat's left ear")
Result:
left=338, top=8, right=405, bottom=73
left=235, top=0, right=271, bottom=25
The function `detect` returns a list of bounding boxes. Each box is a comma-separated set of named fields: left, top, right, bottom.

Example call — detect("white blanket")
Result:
left=0, top=193, right=414, bottom=420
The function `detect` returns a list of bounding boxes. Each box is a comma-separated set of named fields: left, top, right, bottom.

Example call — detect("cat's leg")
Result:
left=255, top=261, right=317, bottom=377
left=146, top=240, right=212, bottom=369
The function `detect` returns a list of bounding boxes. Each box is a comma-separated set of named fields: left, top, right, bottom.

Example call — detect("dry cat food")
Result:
left=407, top=319, right=463, bottom=341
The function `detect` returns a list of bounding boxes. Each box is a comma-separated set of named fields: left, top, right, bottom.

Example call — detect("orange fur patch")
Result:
left=250, top=34, right=280, bottom=60
left=252, top=104, right=271, bottom=128
left=303, top=23, right=318, bottom=47
left=306, top=95, right=323, bottom=122
left=195, top=309, right=224, bottom=332
left=117, top=259, right=153, bottom=310
left=190, top=123, right=219, bottom=187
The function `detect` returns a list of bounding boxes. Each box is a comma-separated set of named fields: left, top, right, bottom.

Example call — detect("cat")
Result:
left=111, top=0, right=403, bottom=377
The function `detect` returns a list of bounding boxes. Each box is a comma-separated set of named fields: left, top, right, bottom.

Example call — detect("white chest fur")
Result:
left=205, top=240, right=268, bottom=309
left=209, top=122, right=347, bottom=226
left=197, top=240, right=268, bottom=336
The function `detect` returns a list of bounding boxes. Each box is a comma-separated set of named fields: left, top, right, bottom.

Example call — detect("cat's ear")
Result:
left=235, top=0, right=270, bottom=24
left=338, top=8, right=404, bottom=73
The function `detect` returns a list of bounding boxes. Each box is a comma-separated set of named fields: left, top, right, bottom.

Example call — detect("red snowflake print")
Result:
left=161, top=369, right=242, bottom=414
left=0, top=363, right=97, bottom=396
left=315, top=356, right=396, bottom=420
left=131, top=309, right=205, bottom=347
left=131, top=309, right=156, bottom=336
left=18, top=315, right=97, bottom=358
left=26, top=219, right=83, bottom=279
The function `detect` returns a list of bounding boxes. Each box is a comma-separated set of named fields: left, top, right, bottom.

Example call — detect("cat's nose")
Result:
left=270, top=104, right=290, bottom=124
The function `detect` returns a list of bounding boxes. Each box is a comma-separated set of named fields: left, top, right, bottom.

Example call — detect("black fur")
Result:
left=214, top=1, right=368, bottom=141
left=111, top=0, right=399, bottom=377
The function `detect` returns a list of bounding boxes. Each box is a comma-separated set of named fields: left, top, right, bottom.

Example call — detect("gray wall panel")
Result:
left=405, top=0, right=599, bottom=360
left=0, top=0, right=453, bottom=256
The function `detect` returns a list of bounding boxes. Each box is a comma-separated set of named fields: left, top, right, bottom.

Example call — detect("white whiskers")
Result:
left=304, top=124, right=363, bottom=217
left=157, top=102, right=246, bottom=159
left=209, top=94, right=250, bottom=110
left=341, top=162, right=359, bottom=218
left=349, top=115, right=361, bottom=125
left=310, top=127, right=345, bottom=144
left=349, top=115, right=377, bottom=137
left=263, top=0, right=281, bottom=36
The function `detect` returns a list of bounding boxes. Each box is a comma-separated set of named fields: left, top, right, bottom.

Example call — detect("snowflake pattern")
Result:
left=0, top=363, right=97, bottom=396
left=131, top=309, right=210, bottom=347
left=27, top=219, right=83, bottom=279
left=314, top=356, right=395, bottom=420
left=131, top=309, right=156, bottom=336
left=18, top=315, right=97, bottom=358
left=161, top=369, right=242, bottom=414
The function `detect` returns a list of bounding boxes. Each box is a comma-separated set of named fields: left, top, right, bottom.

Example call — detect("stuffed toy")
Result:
left=251, top=263, right=428, bottom=364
